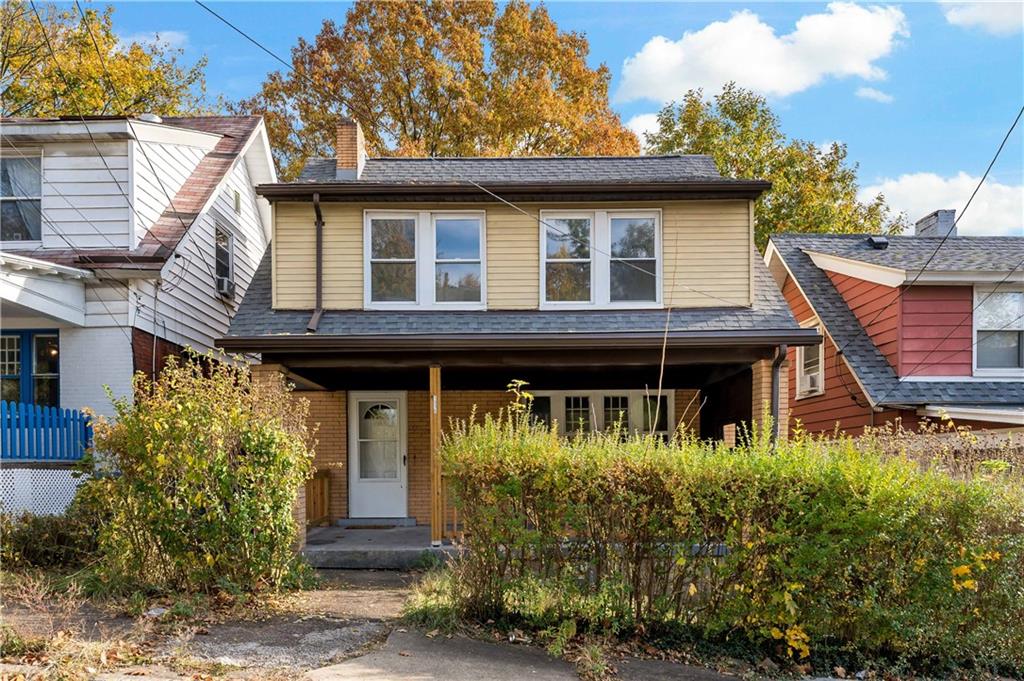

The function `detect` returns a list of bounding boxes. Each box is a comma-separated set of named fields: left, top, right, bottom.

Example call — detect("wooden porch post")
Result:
left=429, top=364, right=443, bottom=546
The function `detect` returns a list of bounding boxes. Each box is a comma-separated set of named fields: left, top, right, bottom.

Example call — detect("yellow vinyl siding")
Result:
left=271, top=199, right=752, bottom=310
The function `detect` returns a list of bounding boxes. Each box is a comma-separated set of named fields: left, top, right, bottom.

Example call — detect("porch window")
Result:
left=796, top=326, right=824, bottom=398
left=535, top=390, right=675, bottom=437
left=0, top=331, right=59, bottom=407
left=975, top=288, right=1024, bottom=374
left=365, top=211, right=485, bottom=308
left=541, top=210, right=661, bottom=308
left=1, top=153, right=42, bottom=242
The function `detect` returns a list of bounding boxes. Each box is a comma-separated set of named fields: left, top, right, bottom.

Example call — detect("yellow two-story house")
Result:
left=219, top=120, right=818, bottom=545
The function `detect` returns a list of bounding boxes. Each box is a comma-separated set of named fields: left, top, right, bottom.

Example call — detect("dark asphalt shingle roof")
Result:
left=770, top=233, right=1024, bottom=407
left=297, top=155, right=724, bottom=184
left=226, top=250, right=801, bottom=339
left=790, top=233, right=1024, bottom=272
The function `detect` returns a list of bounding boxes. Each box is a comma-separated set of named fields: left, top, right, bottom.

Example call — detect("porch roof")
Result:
left=220, top=252, right=816, bottom=352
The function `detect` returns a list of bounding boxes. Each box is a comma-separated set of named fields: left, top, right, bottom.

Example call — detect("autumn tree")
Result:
left=1, top=1, right=210, bottom=117
left=644, top=83, right=906, bottom=249
left=237, top=0, right=638, bottom=179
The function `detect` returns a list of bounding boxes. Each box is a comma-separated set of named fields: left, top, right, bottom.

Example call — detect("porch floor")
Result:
left=303, top=526, right=456, bottom=570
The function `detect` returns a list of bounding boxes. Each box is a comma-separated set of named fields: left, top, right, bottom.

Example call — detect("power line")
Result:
left=193, top=0, right=745, bottom=310
left=825, top=104, right=1024, bottom=407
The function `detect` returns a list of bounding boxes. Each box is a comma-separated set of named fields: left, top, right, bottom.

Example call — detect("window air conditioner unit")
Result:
left=216, top=276, right=236, bottom=298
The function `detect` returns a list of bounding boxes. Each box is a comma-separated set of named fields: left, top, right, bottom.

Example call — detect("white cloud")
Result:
left=616, top=3, right=908, bottom=104
left=940, top=1, right=1024, bottom=36
left=118, top=30, right=189, bottom=49
left=856, top=86, right=895, bottom=103
left=626, top=113, right=660, bottom=147
left=859, top=172, right=1024, bottom=236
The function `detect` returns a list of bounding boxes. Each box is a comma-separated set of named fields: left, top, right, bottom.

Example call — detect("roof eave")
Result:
left=254, top=180, right=772, bottom=202
left=217, top=327, right=819, bottom=353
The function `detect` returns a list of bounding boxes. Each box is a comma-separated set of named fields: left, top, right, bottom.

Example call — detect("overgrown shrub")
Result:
left=81, top=353, right=314, bottom=593
left=440, top=406, right=1024, bottom=675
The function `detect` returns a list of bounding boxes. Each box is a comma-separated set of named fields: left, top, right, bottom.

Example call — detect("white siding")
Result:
left=60, top=326, right=134, bottom=414
left=133, top=159, right=268, bottom=351
left=36, top=142, right=132, bottom=249
left=131, top=140, right=207, bottom=246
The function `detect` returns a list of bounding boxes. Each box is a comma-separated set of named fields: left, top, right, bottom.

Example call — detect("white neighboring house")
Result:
left=0, top=115, right=275, bottom=512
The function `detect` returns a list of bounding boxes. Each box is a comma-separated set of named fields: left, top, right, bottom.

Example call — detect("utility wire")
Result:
left=193, top=0, right=746, bottom=310
left=826, top=104, right=1024, bottom=406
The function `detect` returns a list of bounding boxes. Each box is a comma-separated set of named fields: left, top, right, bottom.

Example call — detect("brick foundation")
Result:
left=131, top=327, right=185, bottom=379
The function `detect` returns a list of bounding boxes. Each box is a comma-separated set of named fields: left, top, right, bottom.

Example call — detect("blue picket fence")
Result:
left=1, top=401, right=92, bottom=461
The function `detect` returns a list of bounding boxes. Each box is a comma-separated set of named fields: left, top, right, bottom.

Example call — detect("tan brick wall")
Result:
left=751, top=359, right=789, bottom=442
left=300, top=391, right=348, bottom=522
left=674, top=389, right=701, bottom=434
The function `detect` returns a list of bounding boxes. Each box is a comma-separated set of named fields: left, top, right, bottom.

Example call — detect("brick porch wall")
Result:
left=751, top=358, right=790, bottom=441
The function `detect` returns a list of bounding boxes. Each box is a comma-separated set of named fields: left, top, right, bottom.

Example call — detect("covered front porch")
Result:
left=250, top=334, right=800, bottom=549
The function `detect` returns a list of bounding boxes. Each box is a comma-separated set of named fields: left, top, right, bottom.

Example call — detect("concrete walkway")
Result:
left=305, top=629, right=577, bottom=680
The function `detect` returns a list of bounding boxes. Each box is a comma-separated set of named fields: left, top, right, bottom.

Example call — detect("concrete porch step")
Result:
left=304, top=526, right=455, bottom=570
left=335, top=517, right=417, bottom=529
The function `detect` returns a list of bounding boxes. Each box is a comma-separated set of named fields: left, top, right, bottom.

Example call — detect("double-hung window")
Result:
left=541, top=210, right=660, bottom=307
left=1, top=152, right=42, bottom=242
left=1, top=331, right=59, bottom=407
left=975, top=288, right=1024, bottom=375
left=214, top=224, right=235, bottom=298
left=365, top=211, right=485, bottom=308
left=796, top=323, right=824, bottom=398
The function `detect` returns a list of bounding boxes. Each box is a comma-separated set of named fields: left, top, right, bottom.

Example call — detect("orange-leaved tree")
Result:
left=236, top=0, right=638, bottom=179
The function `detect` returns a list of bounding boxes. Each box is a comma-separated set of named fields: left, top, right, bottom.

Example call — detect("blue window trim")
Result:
left=0, top=329, right=59, bottom=406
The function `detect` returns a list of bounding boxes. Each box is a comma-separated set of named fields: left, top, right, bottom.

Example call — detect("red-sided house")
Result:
left=765, top=210, right=1024, bottom=435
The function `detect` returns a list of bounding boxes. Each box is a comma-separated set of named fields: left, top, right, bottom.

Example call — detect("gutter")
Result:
left=307, top=192, right=324, bottom=332
left=770, top=344, right=787, bottom=445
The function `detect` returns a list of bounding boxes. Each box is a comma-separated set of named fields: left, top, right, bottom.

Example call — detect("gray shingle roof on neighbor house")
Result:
left=789, top=232, right=1024, bottom=272
left=771, top=233, right=1024, bottom=408
left=225, top=250, right=804, bottom=342
left=297, top=154, right=724, bottom=185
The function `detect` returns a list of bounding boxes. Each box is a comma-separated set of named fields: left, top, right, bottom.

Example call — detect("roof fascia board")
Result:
left=216, top=328, right=821, bottom=353
left=130, top=120, right=222, bottom=150
left=803, top=250, right=906, bottom=287
left=765, top=244, right=879, bottom=408
left=0, top=119, right=132, bottom=142
left=918, top=405, right=1024, bottom=426
left=0, top=252, right=94, bottom=279
left=914, top=270, right=1024, bottom=285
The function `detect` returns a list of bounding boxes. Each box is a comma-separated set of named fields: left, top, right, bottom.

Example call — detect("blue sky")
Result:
left=108, top=1, right=1023, bottom=235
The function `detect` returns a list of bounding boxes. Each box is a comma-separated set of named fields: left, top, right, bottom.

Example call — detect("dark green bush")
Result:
left=82, top=353, right=314, bottom=593
left=441, top=409, right=1024, bottom=675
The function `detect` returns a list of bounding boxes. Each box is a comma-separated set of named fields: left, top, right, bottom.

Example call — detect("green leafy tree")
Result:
left=1, top=1, right=210, bottom=117
left=237, top=0, right=638, bottom=179
left=644, top=83, right=906, bottom=249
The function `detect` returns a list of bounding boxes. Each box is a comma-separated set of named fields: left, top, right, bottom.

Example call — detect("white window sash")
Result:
left=795, top=323, right=824, bottom=398
left=973, top=286, right=1024, bottom=376
left=534, top=389, right=675, bottom=435
left=364, top=210, right=486, bottom=310
left=540, top=209, right=662, bottom=309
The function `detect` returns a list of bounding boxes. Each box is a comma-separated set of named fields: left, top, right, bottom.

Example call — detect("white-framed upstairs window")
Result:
left=364, top=210, right=485, bottom=309
left=796, top=322, right=824, bottom=399
left=529, top=389, right=674, bottom=439
left=974, top=287, right=1024, bottom=377
left=0, top=150, right=42, bottom=243
left=540, top=209, right=661, bottom=308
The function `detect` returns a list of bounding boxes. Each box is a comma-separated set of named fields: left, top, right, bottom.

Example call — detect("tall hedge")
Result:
left=442, top=412, right=1024, bottom=674
left=84, top=355, right=314, bottom=593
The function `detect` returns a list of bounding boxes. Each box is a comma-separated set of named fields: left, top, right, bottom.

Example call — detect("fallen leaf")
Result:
left=398, top=650, right=412, bottom=657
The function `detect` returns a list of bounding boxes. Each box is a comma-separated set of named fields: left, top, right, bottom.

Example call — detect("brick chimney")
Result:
left=336, top=118, right=365, bottom=179
left=914, top=209, right=956, bottom=238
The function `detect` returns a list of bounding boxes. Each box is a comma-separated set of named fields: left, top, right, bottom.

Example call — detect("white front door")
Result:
left=348, top=392, right=408, bottom=518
